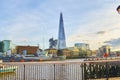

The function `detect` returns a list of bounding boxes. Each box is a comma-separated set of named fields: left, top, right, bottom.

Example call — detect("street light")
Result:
left=117, top=5, right=120, bottom=14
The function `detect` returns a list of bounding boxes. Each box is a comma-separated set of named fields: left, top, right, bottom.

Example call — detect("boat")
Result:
left=0, top=60, right=17, bottom=73
left=0, top=49, right=53, bottom=62
left=21, top=51, right=52, bottom=61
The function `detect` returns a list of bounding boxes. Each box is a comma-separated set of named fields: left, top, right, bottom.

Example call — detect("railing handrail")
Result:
left=1, top=59, right=120, bottom=65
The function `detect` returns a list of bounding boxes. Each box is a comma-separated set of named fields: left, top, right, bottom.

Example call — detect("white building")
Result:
left=98, top=45, right=111, bottom=57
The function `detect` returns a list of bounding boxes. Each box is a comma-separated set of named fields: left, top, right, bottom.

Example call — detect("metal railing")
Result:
left=0, top=59, right=120, bottom=80
left=0, top=61, right=83, bottom=80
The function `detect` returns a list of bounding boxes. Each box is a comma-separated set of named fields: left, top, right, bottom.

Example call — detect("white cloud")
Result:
left=67, top=2, right=120, bottom=50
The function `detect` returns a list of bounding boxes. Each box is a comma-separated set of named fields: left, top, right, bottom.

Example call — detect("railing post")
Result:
left=106, top=62, right=109, bottom=80
left=23, top=64, right=25, bottom=80
left=84, top=63, right=86, bottom=80
left=54, top=64, right=55, bottom=80
left=81, top=63, right=84, bottom=80
left=106, top=59, right=109, bottom=80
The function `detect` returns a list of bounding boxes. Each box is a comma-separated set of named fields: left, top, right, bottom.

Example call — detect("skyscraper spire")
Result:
left=58, top=12, right=66, bottom=49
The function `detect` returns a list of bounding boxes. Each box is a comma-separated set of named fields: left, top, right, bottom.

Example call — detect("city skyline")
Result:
left=0, top=0, right=120, bottom=50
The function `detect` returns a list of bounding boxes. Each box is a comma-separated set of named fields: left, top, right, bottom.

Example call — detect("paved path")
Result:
left=91, top=77, right=120, bottom=80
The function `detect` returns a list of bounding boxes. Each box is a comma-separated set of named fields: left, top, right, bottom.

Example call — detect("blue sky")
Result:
left=0, top=0, right=120, bottom=50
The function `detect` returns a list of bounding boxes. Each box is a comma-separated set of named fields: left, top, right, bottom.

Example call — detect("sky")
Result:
left=0, top=0, right=120, bottom=50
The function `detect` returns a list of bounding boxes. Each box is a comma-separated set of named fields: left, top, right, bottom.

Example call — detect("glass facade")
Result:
left=58, top=13, right=66, bottom=49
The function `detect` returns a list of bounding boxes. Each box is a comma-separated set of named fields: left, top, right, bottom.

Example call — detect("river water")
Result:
left=0, top=59, right=84, bottom=80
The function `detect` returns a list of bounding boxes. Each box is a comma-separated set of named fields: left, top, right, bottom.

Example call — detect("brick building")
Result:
left=16, top=46, right=39, bottom=54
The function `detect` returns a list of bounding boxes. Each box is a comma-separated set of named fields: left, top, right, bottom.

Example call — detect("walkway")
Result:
left=91, top=77, right=120, bottom=80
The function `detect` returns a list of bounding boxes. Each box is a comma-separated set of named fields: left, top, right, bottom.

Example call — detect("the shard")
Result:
left=58, top=13, right=66, bottom=49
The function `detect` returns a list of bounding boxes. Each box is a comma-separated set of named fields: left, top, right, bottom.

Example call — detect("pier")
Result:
left=0, top=59, right=120, bottom=80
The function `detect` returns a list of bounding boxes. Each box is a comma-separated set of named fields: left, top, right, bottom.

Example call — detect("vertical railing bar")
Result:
left=106, top=61, right=108, bottom=80
left=75, top=63, right=76, bottom=80
left=43, top=64, right=46, bottom=80
left=54, top=64, right=55, bottom=80
left=77, top=63, right=79, bottom=80
left=68, top=63, right=70, bottom=80
left=73, top=63, right=75, bottom=80
left=56, top=64, right=57, bottom=80
left=37, top=64, right=38, bottom=80
left=81, top=63, right=83, bottom=80
left=84, top=63, right=86, bottom=80
left=21, top=64, right=22, bottom=80
left=35, top=65, right=39, bottom=80
left=23, top=64, right=25, bottom=80
left=40, top=64, right=41, bottom=80
left=75, top=63, right=77, bottom=80
left=38, top=64, right=39, bottom=80
left=41, top=64, right=42, bottom=80
left=34, top=64, right=35, bottom=80
left=32, top=64, right=33, bottom=80
left=77, top=64, right=78, bottom=80
left=68, top=63, right=69, bottom=80
left=71, top=63, right=72, bottom=80
left=70, top=63, right=72, bottom=80
left=79, top=63, right=81, bottom=80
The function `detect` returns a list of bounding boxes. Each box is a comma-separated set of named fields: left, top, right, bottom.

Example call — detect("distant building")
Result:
left=75, top=43, right=90, bottom=50
left=91, top=50, right=97, bottom=57
left=67, top=47, right=79, bottom=57
left=98, top=45, right=111, bottom=57
left=16, top=46, right=39, bottom=54
left=57, top=13, right=66, bottom=50
left=75, top=43, right=91, bottom=57
left=3, top=40, right=12, bottom=52
left=45, top=48, right=57, bottom=57
left=0, top=40, right=12, bottom=52
left=0, top=42, right=4, bottom=52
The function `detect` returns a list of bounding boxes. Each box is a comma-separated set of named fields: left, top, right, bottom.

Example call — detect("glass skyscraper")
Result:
left=58, top=13, right=66, bottom=49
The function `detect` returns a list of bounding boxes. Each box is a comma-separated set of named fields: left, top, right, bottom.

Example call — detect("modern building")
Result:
left=0, top=40, right=12, bottom=53
left=75, top=43, right=91, bottom=57
left=3, top=40, right=12, bottom=52
left=98, top=45, right=111, bottom=57
left=0, top=41, right=4, bottom=52
left=57, top=13, right=66, bottom=50
left=45, top=48, right=57, bottom=57
left=75, top=43, right=90, bottom=50
left=67, top=47, right=79, bottom=57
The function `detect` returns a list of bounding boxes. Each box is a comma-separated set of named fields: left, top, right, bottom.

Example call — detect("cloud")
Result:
left=104, top=38, right=120, bottom=51
left=67, top=1, right=120, bottom=50
left=96, top=31, right=106, bottom=35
